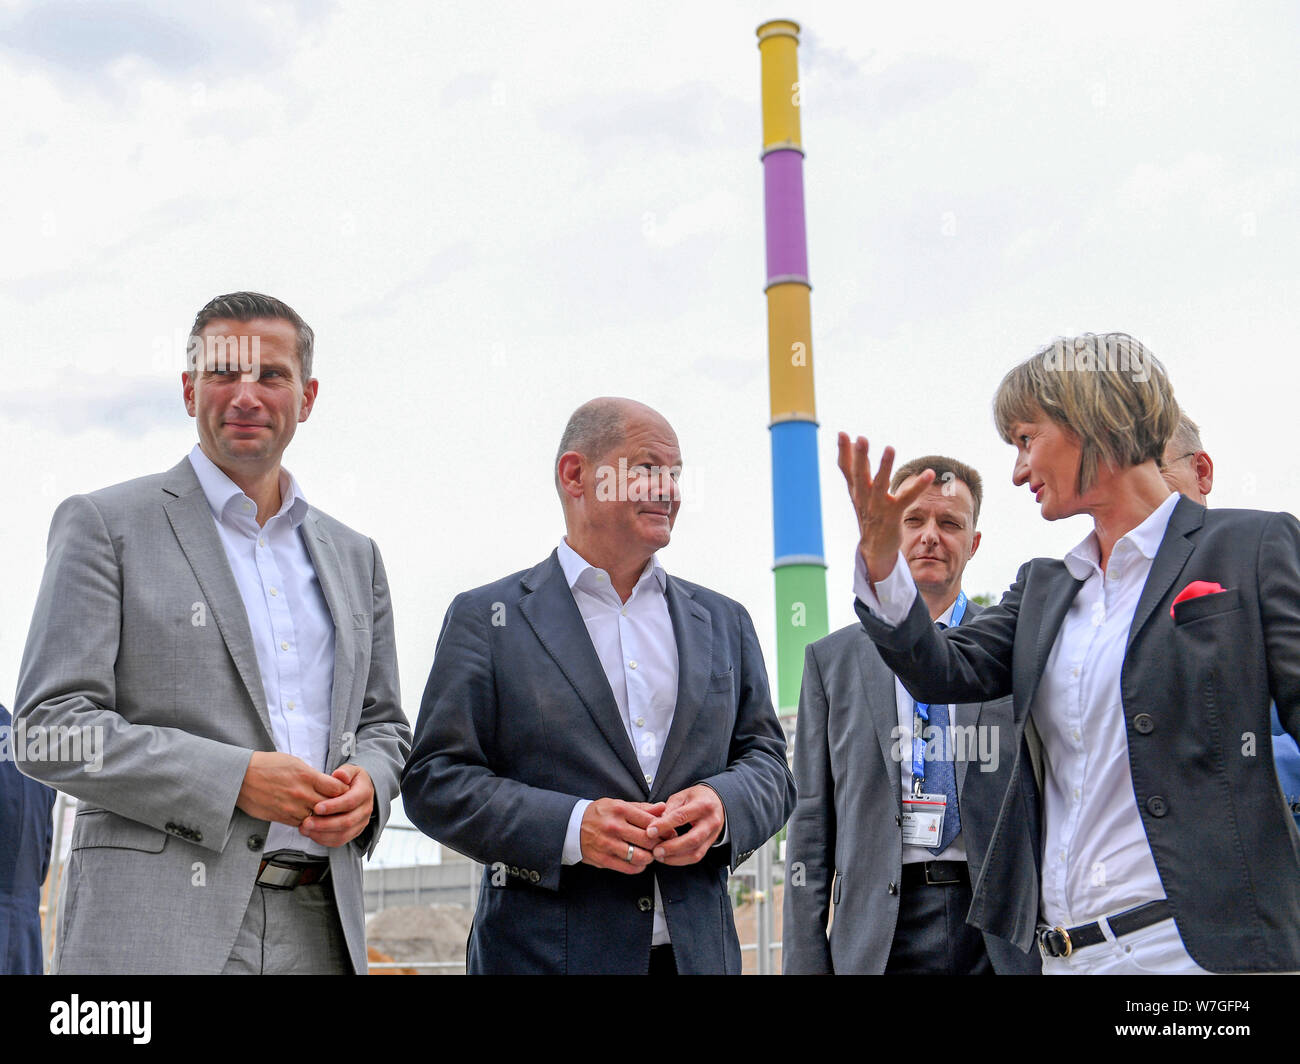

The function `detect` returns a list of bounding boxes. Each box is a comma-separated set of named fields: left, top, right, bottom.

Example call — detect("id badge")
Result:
left=901, top=793, right=947, bottom=847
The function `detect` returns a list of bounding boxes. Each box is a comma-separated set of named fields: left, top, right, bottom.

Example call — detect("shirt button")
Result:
left=243, top=501, right=252, bottom=512
left=269, top=587, right=278, bottom=597
left=1071, top=666, right=1080, bottom=677
left=644, top=774, right=653, bottom=784
left=287, top=700, right=295, bottom=711
left=635, top=717, right=644, bottom=728
left=1073, top=787, right=1080, bottom=801
left=629, top=660, right=638, bottom=670
left=1072, top=729, right=1081, bottom=741
left=258, top=537, right=265, bottom=547
left=281, top=641, right=289, bottom=651
left=596, top=573, right=607, bottom=583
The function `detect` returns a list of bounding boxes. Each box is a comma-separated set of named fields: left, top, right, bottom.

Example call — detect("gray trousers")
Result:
left=221, top=882, right=351, bottom=975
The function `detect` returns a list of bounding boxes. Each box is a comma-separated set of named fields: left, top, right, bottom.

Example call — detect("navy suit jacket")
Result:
left=857, top=498, right=1300, bottom=972
left=1, top=704, right=56, bottom=975
left=401, top=551, right=796, bottom=974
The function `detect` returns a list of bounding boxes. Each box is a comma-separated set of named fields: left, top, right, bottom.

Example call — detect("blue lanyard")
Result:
left=910, top=591, right=966, bottom=793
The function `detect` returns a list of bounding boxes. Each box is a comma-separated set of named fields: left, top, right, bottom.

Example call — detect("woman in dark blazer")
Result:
left=840, top=332, right=1300, bottom=974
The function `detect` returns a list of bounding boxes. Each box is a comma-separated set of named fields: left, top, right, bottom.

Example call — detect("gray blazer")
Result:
left=15, top=457, right=410, bottom=975
left=783, top=603, right=1041, bottom=974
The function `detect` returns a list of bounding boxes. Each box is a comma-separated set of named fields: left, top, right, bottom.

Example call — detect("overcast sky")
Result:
left=3, top=1, right=1298, bottom=847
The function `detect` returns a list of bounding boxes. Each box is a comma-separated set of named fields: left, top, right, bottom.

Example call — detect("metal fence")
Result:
left=361, top=827, right=786, bottom=974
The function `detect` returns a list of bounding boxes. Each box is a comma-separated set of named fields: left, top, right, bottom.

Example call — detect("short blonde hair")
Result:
left=993, top=332, right=1180, bottom=493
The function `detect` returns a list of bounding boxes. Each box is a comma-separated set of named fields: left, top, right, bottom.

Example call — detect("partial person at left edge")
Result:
left=15, top=292, right=411, bottom=975
left=0, top=703, right=56, bottom=974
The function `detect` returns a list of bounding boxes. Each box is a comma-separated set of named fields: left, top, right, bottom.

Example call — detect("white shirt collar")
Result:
left=1062, top=490, right=1180, bottom=580
left=556, top=537, right=667, bottom=594
left=935, top=597, right=959, bottom=626
left=187, top=443, right=308, bottom=528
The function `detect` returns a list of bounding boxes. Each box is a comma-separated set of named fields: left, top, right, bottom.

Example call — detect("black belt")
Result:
left=1038, top=899, right=1171, bottom=958
left=255, top=851, right=331, bottom=891
left=901, top=860, right=969, bottom=887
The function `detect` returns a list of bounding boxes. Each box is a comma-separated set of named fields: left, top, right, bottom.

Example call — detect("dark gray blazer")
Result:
left=15, top=458, right=411, bottom=974
left=856, top=498, right=1300, bottom=972
left=400, top=551, right=797, bottom=974
left=783, top=603, right=1041, bottom=974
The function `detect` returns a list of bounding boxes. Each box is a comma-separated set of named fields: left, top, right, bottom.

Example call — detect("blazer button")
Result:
left=247, top=834, right=264, bottom=851
left=887, top=882, right=898, bottom=895
left=1132, top=713, right=1155, bottom=734
left=165, top=822, right=178, bottom=835
left=1146, top=795, right=1168, bottom=817
left=192, top=829, right=202, bottom=843
left=637, top=896, right=653, bottom=913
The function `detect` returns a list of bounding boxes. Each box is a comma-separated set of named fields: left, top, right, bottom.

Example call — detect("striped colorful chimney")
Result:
left=757, top=19, right=829, bottom=715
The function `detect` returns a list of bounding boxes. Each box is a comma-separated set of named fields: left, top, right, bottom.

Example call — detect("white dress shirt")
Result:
left=556, top=538, right=678, bottom=945
left=189, top=445, right=335, bottom=856
left=854, top=491, right=1205, bottom=972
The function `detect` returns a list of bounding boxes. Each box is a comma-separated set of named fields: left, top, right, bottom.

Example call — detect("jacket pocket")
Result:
left=70, top=808, right=167, bottom=853
left=1172, top=587, right=1241, bottom=624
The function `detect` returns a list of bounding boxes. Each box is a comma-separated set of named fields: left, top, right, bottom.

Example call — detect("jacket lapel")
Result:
left=160, top=459, right=273, bottom=740
left=856, top=635, right=907, bottom=811
left=519, top=553, right=647, bottom=795
left=652, top=578, right=712, bottom=796
left=301, top=512, right=355, bottom=763
left=1127, top=496, right=1202, bottom=651
left=1018, top=564, right=1084, bottom=717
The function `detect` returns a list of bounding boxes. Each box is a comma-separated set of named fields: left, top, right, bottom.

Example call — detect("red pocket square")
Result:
left=1170, top=580, right=1226, bottom=619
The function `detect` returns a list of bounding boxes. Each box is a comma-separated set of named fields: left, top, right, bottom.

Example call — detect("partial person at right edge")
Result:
left=1160, top=413, right=1300, bottom=831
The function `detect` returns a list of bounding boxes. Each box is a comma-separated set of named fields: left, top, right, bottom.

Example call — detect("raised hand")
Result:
left=837, top=432, right=935, bottom=584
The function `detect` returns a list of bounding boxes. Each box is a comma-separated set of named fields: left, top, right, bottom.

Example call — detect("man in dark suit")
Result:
left=1161, top=413, right=1300, bottom=831
left=0, top=703, right=57, bottom=974
left=784, top=455, right=1039, bottom=974
left=401, top=397, right=796, bottom=974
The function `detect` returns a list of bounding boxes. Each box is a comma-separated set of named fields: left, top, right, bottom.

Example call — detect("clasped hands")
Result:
left=236, top=751, right=374, bottom=847
left=580, top=785, right=726, bottom=874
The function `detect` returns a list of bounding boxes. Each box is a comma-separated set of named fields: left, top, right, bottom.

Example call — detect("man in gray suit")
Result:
left=402, top=397, right=796, bottom=974
left=16, top=292, right=410, bottom=974
left=784, top=455, right=1039, bottom=974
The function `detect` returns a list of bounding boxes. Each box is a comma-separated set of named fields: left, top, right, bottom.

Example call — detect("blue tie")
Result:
left=924, top=620, right=961, bottom=855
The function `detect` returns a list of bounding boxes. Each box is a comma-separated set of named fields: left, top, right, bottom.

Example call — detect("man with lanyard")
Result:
left=784, top=455, right=1039, bottom=974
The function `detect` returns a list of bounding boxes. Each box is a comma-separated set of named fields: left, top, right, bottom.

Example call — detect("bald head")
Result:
left=554, top=397, right=682, bottom=581
left=1161, top=412, right=1214, bottom=505
left=555, top=397, right=673, bottom=500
